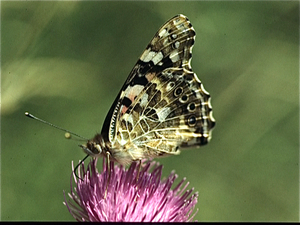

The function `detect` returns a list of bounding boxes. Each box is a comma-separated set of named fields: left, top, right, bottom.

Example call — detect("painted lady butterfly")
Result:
left=81, top=14, right=215, bottom=165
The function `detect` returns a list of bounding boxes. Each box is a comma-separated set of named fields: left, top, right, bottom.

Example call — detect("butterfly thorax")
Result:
left=83, top=133, right=143, bottom=165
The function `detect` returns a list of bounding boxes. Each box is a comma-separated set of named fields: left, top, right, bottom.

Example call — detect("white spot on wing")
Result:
left=140, top=48, right=155, bottom=62
left=158, top=28, right=168, bottom=38
left=122, top=114, right=134, bottom=132
left=140, top=49, right=163, bottom=65
left=124, top=84, right=144, bottom=99
left=140, top=93, right=149, bottom=107
left=157, top=107, right=170, bottom=122
left=174, top=41, right=180, bottom=49
left=123, top=113, right=134, bottom=125
left=120, top=133, right=128, bottom=146
left=169, top=50, right=180, bottom=63
left=152, top=51, right=163, bottom=65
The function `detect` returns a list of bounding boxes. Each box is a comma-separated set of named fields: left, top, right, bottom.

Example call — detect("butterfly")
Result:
left=80, top=14, right=215, bottom=166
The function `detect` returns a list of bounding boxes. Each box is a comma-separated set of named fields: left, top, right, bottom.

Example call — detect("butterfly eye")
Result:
left=81, top=142, right=102, bottom=156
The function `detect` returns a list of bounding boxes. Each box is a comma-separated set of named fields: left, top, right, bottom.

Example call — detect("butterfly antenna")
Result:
left=25, top=112, right=87, bottom=140
left=74, top=154, right=89, bottom=181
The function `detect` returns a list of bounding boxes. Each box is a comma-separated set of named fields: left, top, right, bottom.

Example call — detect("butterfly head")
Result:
left=79, top=134, right=105, bottom=157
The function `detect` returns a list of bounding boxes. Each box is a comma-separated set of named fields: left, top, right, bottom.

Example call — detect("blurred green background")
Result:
left=1, top=1, right=298, bottom=222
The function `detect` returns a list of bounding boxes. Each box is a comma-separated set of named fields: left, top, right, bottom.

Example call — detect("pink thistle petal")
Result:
left=64, top=158, right=198, bottom=222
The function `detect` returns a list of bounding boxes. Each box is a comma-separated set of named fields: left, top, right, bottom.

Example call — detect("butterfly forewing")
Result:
left=102, top=15, right=196, bottom=141
left=93, top=15, right=215, bottom=165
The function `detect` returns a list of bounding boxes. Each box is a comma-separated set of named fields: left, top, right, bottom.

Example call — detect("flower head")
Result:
left=64, top=158, right=198, bottom=222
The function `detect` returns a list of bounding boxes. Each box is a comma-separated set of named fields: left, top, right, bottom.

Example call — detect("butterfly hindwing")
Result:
left=115, top=67, right=214, bottom=161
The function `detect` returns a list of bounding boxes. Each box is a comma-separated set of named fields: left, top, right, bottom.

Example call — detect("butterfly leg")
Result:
left=136, top=159, right=142, bottom=183
left=133, top=160, right=142, bottom=202
left=104, top=151, right=111, bottom=199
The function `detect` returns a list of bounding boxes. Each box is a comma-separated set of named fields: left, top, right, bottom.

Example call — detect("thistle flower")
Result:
left=64, top=158, right=198, bottom=222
